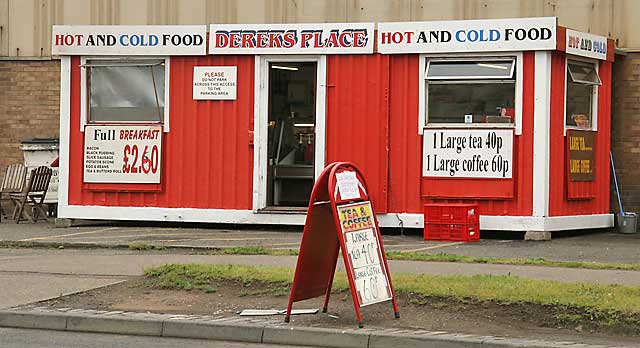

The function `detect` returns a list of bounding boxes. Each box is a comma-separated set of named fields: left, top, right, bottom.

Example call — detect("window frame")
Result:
left=564, top=57, right=600, bottom=134
left=418, top=52, right=523, bottom=135
left=80, top=56, right=171, bottom=132
left=426, top=58, right=516, bottom=80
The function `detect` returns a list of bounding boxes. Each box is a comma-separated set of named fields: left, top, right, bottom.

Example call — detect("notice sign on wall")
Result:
left=567, top=129, right=595, bottom=182
left=338, top=201, right=392, bottom=307
left=378, top=17, right=556, bottom=54
left=84, top=125, right=162, bottom=184
left=423, top=129, right=513, bottom=178
left=193, top=66, right=237, bottom=100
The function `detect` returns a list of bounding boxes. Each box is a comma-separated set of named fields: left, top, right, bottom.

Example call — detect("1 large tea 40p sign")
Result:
left=423, top=129, right=513, bottom=178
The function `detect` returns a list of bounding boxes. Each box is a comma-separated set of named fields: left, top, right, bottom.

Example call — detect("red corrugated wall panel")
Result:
left=325, top=54, right=390, bottom=213
left=548, top=52, right=611, bottom=216
left=389, top=52, right=535, bottom=216
left=388, top=55, right=422, bottom=214
left=68, top=55, right=255, bottom=209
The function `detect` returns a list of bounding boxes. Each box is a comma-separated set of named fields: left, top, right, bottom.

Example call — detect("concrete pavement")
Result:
left=1, top=221, right=639, bottom=263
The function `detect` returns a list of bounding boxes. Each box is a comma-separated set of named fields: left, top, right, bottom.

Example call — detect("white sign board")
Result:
left=338, top=201, right=392, bottom=307
left=52, top=25, right=207, bottom=55
left=209, top=23, right=374, bottom=54
left=378, top=17, right=557, bottom=54
left=335, top=170, right=361, bottom=200
left=423, top=129, right=513, bottom=178
left=566, top=29, right=608, bottom=61
left=193, top=66, right=237, bottom=100
left=84, top=125, right=162, bottom=183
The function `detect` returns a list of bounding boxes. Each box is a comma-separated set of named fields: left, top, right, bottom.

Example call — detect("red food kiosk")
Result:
left=53, top=17, right=615, bottom=237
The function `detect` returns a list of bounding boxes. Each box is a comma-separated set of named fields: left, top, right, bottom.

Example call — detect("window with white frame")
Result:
left=85, top=59, right=166, bottom=123
left=565, top=60, right=601, bottom=129
left=426, top=58, right=516, bottom=125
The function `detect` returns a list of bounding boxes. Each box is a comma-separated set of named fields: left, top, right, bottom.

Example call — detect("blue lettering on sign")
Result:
left=454, top=29, right=500, bottom=43
left=119, top=34, right=159, bottom=47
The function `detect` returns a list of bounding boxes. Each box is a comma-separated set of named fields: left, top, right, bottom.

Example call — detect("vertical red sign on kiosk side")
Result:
left=285, top=162, right=399, bottom=328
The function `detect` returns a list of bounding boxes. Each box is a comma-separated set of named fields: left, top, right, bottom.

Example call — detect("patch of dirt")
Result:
left=38, top=277, right=640, bottom=347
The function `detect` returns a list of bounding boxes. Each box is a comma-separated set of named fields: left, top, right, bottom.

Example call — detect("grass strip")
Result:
left=209, top=246, right=640, bottom=272
left=145, top=263, right=640, bottom=315
left=384, top=251, right=640, bottom=271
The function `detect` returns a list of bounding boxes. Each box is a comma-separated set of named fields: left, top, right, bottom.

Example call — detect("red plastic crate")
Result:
left=423, top=203, right=479, bottom=224
left=424, top=223, right=480, bottom=242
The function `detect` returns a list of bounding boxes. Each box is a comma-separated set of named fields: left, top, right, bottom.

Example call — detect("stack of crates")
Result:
left=423, top=203, right=480, bottom=242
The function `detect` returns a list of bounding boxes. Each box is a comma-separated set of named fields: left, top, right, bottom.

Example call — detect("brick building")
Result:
left=1, top=0, right=639, bottom=217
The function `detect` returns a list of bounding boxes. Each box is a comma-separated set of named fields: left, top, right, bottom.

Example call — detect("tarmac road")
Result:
left=0, top=327, right=314, bottom=348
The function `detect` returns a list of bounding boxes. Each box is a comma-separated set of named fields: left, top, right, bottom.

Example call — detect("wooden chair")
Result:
left=0, top=163, right=27, bottom=221
left=10, top=166, right=52, bottom=224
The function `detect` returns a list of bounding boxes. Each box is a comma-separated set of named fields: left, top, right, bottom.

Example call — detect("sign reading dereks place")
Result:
left=378, top=17, right=556, bottom=54
left=209, top=23, right=374, bottom=54
left=52, top=25, right=207, bottom=55
left=84, top=125, right=162, bottom=184
left=423, top=129, right=513, bottom=178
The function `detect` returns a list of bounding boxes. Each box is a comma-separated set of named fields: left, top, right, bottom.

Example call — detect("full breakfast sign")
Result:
left=84, top=125, right=162, bottom=184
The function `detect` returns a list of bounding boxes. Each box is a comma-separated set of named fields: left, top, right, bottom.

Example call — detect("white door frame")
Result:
left=252, top=55, right=327, bottom=211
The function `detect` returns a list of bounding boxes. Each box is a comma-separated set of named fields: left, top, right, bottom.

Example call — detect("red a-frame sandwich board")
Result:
left=284, top=162, right=399, bottom=328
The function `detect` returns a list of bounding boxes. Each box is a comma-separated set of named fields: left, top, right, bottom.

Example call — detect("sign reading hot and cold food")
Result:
left=84, top=125, right=162, bottom=184
left=423, top=129, right=513, bottom=179
left=52, top=25, right=207, bottom=55
left=209, top=23, right=374, bottom=54
left=378, top=17, right=556, bottom=54
left=565, top=29, right=608, bottom=61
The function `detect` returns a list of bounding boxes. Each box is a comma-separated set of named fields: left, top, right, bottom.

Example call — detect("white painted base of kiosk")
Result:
left=59, top=205, right=613, bottom=232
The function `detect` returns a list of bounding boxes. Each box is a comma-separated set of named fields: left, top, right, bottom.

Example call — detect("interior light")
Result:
left=477, top=63, right=509, bottom=70
left=293, top=123, right=314, bottom=127
left=271, top=65, right=299, bottom=71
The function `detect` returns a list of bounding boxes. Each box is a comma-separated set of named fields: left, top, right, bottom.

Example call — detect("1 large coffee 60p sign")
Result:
left=84, top=125, right=162, bottom=184
left=423, top=129, right=513, bottom=178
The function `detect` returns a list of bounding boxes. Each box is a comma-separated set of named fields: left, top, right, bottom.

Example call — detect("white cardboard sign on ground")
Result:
left=423, top=129, right=513, bottom=178
left=193, top=66, right=237, bottom=100
left=338, top=201, right=392, bottom=307
left=84, top=125, right=162, bottom=184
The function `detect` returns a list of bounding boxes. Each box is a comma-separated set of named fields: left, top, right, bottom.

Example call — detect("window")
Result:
left=426, top=58, right=516, bottom=124
left=565, top=60, right=600, bottom=129
left=85, top=59, right=166, bottom=123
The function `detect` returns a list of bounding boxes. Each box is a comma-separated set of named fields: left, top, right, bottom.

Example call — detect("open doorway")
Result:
left=266, top=62, right=317, bottom=208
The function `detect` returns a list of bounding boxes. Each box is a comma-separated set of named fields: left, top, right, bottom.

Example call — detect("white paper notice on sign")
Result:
left=52, top=25, right=207, bottom=56
left=378, top=17, right=556, bottom=54
left=566, top=29, right=608, bottom=61
left=423, top=129, right=513, bottom=178
left=338, top=201, right=392, bottom=307
left=336, top=171, right=361, bottom=200
left=193, top=66, right=237, bottom=100
left=84, top=125, right=162, bottom=184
